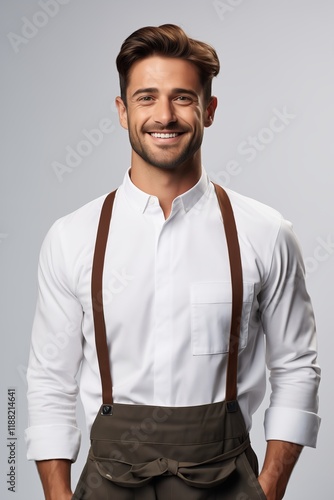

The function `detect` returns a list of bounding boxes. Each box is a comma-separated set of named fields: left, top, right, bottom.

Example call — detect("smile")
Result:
left=150, top=132, right=181, bottom=139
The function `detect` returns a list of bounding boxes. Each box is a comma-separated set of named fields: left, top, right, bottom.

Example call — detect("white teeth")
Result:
left=150, top=133, right=179, bottom=138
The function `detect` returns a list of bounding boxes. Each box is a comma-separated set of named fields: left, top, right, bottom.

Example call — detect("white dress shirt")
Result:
left=25, top=168, right=321, bottom=461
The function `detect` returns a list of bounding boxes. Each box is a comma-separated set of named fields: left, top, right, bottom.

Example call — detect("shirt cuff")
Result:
left=25, top=424, right=81, bottom=461
left=264, top=407, right=321, bottom=448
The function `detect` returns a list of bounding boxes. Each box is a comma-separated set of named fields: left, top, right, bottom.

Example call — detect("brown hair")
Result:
left=116, top=24, right=220, bottom=104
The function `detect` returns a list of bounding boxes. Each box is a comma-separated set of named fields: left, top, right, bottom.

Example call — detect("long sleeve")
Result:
left=25, top=219, right=84, bottom=461
left=259, top=219, right=321, bottom=447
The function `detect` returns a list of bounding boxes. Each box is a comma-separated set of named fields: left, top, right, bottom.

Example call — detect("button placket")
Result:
left=152, top=217, right=174, bottom=405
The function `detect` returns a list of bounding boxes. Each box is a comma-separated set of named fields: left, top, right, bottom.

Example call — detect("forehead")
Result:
left=127, top=56, right=202, bottom=95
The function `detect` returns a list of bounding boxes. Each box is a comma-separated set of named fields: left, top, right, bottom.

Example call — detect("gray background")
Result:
left=1, top=0, right=333, bottom=498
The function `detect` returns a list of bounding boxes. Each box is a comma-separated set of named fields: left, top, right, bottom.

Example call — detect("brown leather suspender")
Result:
left=213, top=184, right=243, bottom=406
left=91, top=190, right=116, bottom=408
left=91, top=183, right=243, bottom=410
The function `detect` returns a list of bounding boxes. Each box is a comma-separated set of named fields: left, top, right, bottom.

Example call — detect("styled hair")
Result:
left=116, top=24, right=220, bottom=104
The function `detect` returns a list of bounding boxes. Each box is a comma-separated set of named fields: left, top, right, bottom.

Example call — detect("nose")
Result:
left=153, top=97, right=176, bottom=126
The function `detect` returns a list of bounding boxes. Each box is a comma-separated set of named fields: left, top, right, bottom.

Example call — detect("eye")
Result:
left=175, top=95, right=193, bottom=104
left=138, top=96, right=154, bottom=102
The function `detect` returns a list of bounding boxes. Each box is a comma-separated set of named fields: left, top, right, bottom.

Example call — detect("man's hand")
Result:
left=257, top=440, right=303, bottom=500
left=36, top=459, right=72, bottom=500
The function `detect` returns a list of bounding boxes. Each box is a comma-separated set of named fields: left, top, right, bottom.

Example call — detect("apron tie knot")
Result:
left=90, top=436, right=251, bottom=489
left=165, top=458, right=179, bottom=476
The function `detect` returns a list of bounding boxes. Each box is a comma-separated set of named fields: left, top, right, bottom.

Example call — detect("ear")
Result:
left=204, top=96, right=218, bottom=128
left=115, top=96, right=128, bottom=130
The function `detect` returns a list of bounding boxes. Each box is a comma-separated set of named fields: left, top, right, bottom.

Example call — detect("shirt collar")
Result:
left=122, top=167, right=209, bottom=215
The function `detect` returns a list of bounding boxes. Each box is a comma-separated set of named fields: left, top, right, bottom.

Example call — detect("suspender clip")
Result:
left=227, top=401, right=238, bottom=413
left=101, top=404, right=113, bottom=416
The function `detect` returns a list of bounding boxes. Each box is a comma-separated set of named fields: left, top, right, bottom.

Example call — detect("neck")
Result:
left=129, top=153, right=202, bottom=219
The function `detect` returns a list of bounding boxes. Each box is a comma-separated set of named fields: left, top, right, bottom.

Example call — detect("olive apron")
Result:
left=73, top=184, right=266, bottom=499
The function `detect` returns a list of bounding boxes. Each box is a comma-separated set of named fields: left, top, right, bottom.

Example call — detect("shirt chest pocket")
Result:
left=190, top=282, right=254, bottom=355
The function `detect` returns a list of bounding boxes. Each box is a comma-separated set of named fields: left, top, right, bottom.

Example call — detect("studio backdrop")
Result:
left=1, top=1, right=332, bottom=498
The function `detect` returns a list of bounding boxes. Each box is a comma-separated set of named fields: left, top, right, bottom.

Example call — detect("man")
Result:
left=25, top=24, right=321, bottom=499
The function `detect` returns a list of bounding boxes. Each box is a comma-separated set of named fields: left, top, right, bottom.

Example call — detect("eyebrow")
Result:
left=131, top=87, right=199, bottom=99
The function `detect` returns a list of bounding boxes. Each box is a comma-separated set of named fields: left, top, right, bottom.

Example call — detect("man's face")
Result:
left=116, top=56, right=217, bottom=172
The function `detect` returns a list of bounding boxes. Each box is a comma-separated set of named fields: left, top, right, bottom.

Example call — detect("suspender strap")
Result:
left=213, top=183, right=243, bottom=403
left=91, top=190, right=117, bottom=405
left=91, top=183, right=243, bottom=406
